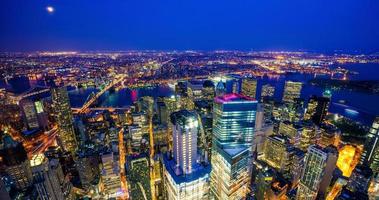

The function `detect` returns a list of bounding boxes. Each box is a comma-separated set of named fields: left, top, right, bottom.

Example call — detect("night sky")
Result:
left=1, top=0, right=379, bottom=52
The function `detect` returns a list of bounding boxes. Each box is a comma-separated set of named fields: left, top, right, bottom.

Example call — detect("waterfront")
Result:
left=1, top=63, right=379, bottom=125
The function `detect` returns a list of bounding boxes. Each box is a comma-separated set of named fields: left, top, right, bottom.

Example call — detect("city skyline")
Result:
left=1, top=1, right=379, bottom=200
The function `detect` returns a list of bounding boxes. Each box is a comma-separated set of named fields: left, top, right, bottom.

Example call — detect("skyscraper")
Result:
left=282, top=81, right=302, bottom=103
left=30, top=154, right=65, bottom=200
left=261, top=84, right=275, bottom=101
left=163, top=110, right=211, bottom=200
left=171, top=110, right=198, bottom=175
left=19, top=99, right=48, bottom=131
left=304, top=95, right=330, bottom=125
left=100, top=153, right=122, bottom=198
left=296, top=145, right=338, bottom=200
left=51, top=86, right=77, bottom=153
left=210, top=94, right=257, bottom=199
left=241, top=78, right=257, bottom=99
left=202, top=80, right=215, bottom=101
left=360, top=117, right=379, bottom=173
left=0, top=134, right=33, bottom=190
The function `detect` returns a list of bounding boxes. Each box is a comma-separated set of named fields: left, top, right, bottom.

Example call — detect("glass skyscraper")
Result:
left=210, top=93, right=257, bottom=200
left=163, top=110, right=211, bottom=200
left=51, top=86, right=78, bottom=153
left=360, top=117, right=379, bottom=173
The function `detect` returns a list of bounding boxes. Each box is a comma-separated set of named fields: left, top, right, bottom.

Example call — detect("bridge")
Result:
left=77, top=75, right=126, bottom=114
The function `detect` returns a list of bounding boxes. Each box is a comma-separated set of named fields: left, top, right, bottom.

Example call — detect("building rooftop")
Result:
left=214, top=93, right=256, bottom=103
left=163, top=154, right=211, bottom=184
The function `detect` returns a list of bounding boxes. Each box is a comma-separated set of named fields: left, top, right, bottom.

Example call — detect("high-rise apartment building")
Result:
left=210, top=94, right=257, bottom=199
left=282, top=81, right=302, bottom=103
left=51, top=86, right=78, bottom=153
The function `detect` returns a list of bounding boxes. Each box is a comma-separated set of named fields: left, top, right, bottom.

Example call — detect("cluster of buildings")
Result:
left=0, top=70, right=379, bottom=200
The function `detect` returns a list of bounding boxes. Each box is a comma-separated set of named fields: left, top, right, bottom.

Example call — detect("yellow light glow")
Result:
left=336, top=145, right=359, bottom=177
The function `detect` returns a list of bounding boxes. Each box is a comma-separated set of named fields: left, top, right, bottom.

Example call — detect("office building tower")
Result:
left=0, top=134, right=33, bottom=190
left=278, top=121, right=302, bottom=145
left=163, top=110, right=211, bottom=200
left=157, top=98, right=168, bottom=125
left=30, top=154, right=65, bottom=200
left=188, top=80, right=204, bottom=100
left=298, top=121, right=318, bottom=151
left=51, top=86, right=78, bottom=153
left=215, top=81, right=226, bottom=97
left=171, top=110, right=198, bottom=175
left=282, top=81, right=302, bottom=103
left=287, top=98, right=305, bottom=122
left=77, top=153, right=100, bottom=190
left=100, top=153, right=122, bottom=198
left=288, top=148, right=305, bottom=188
left=128, top=125, right=144, bottom=152
left=210, top=94, right=257, bottom=199
left=360, top=117, right=379, bottom=173
left=346, top=165, right=373, bottom=194
left=20, top=99, right=48, bottom=130
left=241, top=78, right=257, bottom=99
left=127, top=154, right=152, bottom=200
left=261, top=84, right=275, bottom=101
left=202, top=80, right=215, bottom=101
left=138, top=96, right=155, bottom=118
left=296, top=145, right=338, bottom=200
left=175, top=81, right=188, bottom=97
left=318, top=123, right=340, bottom=148
left=263, top=135, right=290, bottom=169
left=252, top=104, right=274, bottom=156
left=304, top=95, right=330, bottom=125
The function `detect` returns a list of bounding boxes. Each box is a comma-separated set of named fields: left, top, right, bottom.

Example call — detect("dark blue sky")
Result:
left=1, top=0, right=379, bottom=52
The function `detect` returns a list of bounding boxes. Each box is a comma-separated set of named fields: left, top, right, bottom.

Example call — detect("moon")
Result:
left=46, top=6, right=54, bottom=14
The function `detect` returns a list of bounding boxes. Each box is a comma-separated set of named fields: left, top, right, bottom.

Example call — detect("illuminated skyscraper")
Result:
left=360, top=117, right=379, bottom=173
left=202, top=80, right=215, bottom=101
left=51, top=86, right=77, bottom=153
left=0, top=134, right=33, bottom=190
left=304, top=95, right=330, bottom=125
left=263, top=135, right=289, bottom=169
left=282, top=81, right=302, bottom=103
left=30, top=154, right=65, bottom=200
left=210, top=94, right=257, bottom=200
left=163, top=110, right=211, bottom=200
left=215, top=81, right=226, bottom=97
left=296, top=145, right=338, bottom=200
left=100, top=153, right=122, bottom=198
left=171, top=110, right=198, bottom=175
left=19, top=99, right=48, bottom=130
left=241, top=78, right=257, bottom=99
left=261, top=84, right=275, bottom=101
